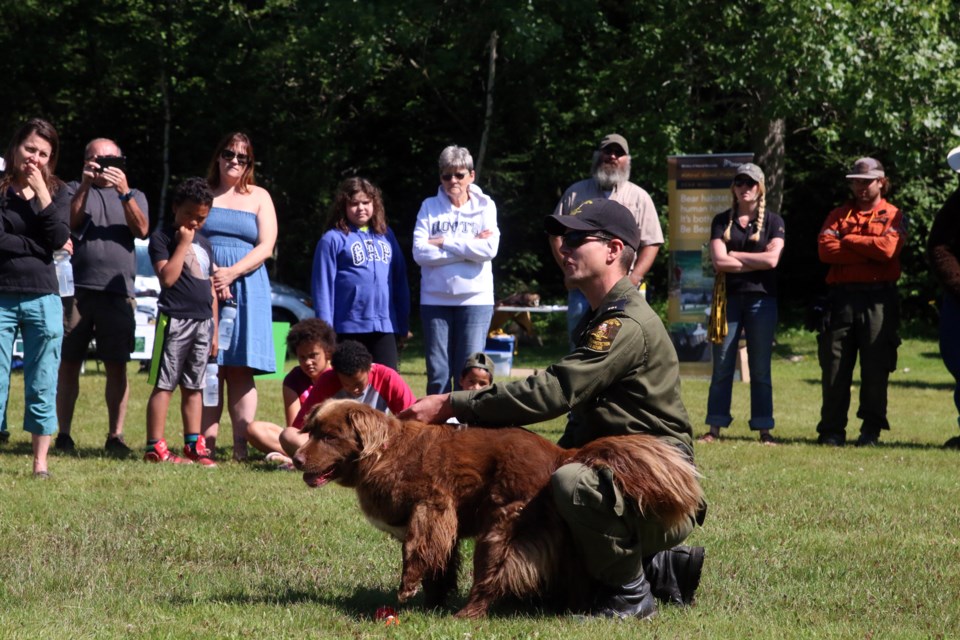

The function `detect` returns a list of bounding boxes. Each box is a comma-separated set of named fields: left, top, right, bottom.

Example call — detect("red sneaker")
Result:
left=144, top=439, right=192, bottom=464
left=184, top=435, right=217, bottom=467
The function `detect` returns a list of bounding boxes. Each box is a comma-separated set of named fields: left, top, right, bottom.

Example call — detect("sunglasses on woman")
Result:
left=733, top=177, right=757, bottom=188
left=441, top=171, right=469, bottom=182
left=220, top=149, right=250, bottom=166
left=561, top=231, right=614, bottom=249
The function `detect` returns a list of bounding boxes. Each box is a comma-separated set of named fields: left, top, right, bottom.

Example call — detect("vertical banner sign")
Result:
left=667, top=153, right=753, bottom=375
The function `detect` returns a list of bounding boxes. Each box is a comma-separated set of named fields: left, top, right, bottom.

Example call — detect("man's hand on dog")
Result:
left=399, top=394, right=454, bottom=424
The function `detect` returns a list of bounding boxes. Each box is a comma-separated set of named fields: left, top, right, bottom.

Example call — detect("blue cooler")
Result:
left=484, top=334, right=515, bottom=377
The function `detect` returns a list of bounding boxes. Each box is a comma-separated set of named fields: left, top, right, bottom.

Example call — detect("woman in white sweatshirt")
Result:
left=413, top=146, right=500, bottom=394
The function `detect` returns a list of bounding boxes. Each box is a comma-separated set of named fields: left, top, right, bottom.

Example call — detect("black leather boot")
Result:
left=643, top=545, right=704, bottom=606
left=594, top=573, right=657, bottom=620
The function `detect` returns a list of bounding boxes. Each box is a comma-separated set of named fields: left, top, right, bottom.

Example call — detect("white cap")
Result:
left=948, top=146, right=960, bottom=173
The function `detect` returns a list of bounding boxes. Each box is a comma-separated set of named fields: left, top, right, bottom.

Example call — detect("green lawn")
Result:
left=0, top=329, right=958, bottom=639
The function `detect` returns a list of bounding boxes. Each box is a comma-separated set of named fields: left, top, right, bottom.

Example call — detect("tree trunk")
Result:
left=476, top=30, right=498, bottom=179
left=752, top=117, right=785, bottom=214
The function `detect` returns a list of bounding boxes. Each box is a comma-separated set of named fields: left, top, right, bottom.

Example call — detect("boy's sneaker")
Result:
left=104, top=435, right=133, bottom=456
left=144, top=439, right=192, bottom=464
left=55, top=433, right=76, bottom=451
left=184, top=435, right=217, bottom=467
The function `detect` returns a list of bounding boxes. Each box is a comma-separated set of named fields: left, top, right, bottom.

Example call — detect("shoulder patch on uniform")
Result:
left=585, top=318, right=622, bottom=352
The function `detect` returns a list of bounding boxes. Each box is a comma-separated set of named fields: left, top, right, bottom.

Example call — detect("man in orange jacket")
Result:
left=816, top=158, right=906, bottom=446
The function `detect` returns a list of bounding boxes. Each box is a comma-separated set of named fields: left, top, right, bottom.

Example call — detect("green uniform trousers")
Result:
left=551, top=462, right=697, bottom=587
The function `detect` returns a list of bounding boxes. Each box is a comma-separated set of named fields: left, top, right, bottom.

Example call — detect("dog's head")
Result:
left=292, top=399, right=393, bottom=489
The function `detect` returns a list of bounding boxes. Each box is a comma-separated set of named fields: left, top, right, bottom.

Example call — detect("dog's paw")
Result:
left=397, top=585, right=420, bottom=603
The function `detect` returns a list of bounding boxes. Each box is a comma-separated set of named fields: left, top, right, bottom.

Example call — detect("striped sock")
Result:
left=184, top=434, right=199, bottom=448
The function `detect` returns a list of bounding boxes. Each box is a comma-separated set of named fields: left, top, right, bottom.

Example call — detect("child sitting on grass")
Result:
left=247, top=318, right=336, bottom=466
left=144, top=177, right=219, bottom=466
left=459, top=352, right=494, bottom=391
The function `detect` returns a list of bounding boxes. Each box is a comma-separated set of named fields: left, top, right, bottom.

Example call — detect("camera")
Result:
left=94, top=155, right=126, bottom=173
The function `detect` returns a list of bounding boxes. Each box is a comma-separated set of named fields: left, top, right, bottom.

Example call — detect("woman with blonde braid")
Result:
left=700, top=163, right=785, bottom=445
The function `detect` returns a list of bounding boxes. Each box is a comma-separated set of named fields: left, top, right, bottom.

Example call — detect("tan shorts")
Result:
left=61, top=288, right=136, bottom=362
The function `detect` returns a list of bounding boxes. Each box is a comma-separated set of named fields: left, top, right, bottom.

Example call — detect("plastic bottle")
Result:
left=218, top=299, right=237, bottom=351
left=54, top=249, right=74, bottom=297
left=202, top=360, right=219, bottom=407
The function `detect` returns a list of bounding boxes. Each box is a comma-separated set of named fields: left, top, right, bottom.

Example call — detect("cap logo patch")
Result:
left=570, top=200, right=594, bottom=217
left=585, top=318, right=622, bottom=351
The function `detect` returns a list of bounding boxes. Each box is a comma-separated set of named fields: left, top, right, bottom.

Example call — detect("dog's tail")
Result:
left=571, top=435, right=704, bottom=533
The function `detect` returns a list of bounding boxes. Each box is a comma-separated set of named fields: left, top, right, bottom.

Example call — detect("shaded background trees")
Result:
left=4, top=0, right=959, bottom=327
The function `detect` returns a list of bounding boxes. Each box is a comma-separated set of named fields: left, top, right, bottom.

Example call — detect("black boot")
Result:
left=643, top=545, right=704, bottom=606
left=594, top=573, right=657, bottom=620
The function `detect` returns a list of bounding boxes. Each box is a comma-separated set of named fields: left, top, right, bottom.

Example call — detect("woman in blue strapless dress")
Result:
left=200, top=132, right=278, bottom=461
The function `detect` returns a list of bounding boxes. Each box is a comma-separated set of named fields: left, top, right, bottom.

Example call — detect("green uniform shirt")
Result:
left=450, top=277, right=694, bottom=453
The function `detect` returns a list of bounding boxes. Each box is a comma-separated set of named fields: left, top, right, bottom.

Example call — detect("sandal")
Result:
left=759, top=432, right=778, bottom=446
left=697, top=433, right=720, bottom=443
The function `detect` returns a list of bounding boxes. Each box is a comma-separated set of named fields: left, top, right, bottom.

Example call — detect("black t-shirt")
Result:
left=710, top=208, right=785, bottom=296
left=148, top=225, right=214, bottom=319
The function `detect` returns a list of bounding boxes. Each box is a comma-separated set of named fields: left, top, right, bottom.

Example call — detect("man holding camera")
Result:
left=56, top=138, right=149, bottom=454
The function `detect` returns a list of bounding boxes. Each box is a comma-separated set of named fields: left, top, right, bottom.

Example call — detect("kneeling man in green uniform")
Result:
left=401, top=199, right=706, bottom=619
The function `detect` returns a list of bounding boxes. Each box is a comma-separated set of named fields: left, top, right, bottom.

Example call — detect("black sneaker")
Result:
left=104, top=435, right=133, bottom=456
left=55, top=433, right=76, bottom=451
left=817, top=433, right=845, bottom=447
left=855, top=430, right=880, bottom=447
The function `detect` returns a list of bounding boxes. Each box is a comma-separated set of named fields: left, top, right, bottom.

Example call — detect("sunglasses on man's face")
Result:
left=560, top=231, right=614, bottom=249
left=220, top=149, right=250, bottom=166
left=441, top=171, right=469, bottom=182
left=733, top=177, right=758, bottom=188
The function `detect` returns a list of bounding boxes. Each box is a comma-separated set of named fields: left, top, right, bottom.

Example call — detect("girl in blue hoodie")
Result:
left=311, top=177, right=410, bottom=370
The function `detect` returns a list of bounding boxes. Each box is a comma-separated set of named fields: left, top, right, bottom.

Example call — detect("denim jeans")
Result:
left=421, top=304, right=494, bottom=394
left=939, top=292, right=960, bottom=427
left=0, top=293, right=63, bottom=435
left=706, top=293, right=777, bottom=430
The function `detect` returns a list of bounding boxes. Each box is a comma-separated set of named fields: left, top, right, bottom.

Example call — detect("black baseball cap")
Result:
left=544, top=199, right=640, bottom=250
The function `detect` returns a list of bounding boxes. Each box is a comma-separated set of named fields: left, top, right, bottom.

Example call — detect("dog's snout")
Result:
left=292, top=452, right=306, bottom=470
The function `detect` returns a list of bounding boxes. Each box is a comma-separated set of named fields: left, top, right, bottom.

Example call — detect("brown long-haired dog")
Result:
left=293, top=399, right=703, bottom=619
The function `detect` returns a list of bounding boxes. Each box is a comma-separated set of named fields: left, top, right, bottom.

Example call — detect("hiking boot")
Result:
left=593, top=574, right=658, bottom=620
left=817, top=433, right=845, bottom=447
left=944, top=435, right=960, bottom=450
left=104, top=435, right=133, bottom=456
left=55, top=433, right=76, bottom=451
left=855, top=430, right=880, bottom=447
left=184, top=435, right=217, bottom=467
left=144, top=439, right=192, bottom=464
left=644, top=545, right=705, bottom=606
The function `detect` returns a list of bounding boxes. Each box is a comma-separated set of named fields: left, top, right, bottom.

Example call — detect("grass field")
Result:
left=0, top=328, right=958, bottom=639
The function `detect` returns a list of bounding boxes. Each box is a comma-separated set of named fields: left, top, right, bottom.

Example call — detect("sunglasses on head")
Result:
left=561, top=231, right=614, bottom=249
left=220, top=149, right=250, bottom=166
left=733, top=177, right=757, bottom=188
left=441, top=171, right=469, bottom=182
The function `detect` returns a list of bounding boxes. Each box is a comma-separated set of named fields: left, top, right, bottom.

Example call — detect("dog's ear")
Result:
left=302, top=401, right=330, bottom=436
left=345, top=404, right=391, bottom=460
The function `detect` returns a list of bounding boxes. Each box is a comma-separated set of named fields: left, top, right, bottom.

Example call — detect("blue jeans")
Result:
left=421, top=304, right=494, bottom=394
left=0, top=293, right=63, bottom=435
left=939, top=292, right=960, bottom=427
left=706, top=293, right=777, bottom=430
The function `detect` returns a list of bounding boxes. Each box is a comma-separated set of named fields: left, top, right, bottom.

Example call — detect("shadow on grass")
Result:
left=800, top=377, right=955, bottom=391
left=700, top=432, right=954, bottom=450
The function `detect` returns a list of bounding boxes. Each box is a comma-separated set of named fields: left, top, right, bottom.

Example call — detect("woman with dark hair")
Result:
left=701, top=163, right=785, bottom=445
left=199, top=132, right=277, bottom=461
left=311, top=177, right=409, bottom=370
left=0, top=118, right=71, bottom=476
left=413, top=145, right=499, bottom=394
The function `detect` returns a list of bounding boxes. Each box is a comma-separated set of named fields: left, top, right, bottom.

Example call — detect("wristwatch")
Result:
left=119, top=191, right=134, bottom=202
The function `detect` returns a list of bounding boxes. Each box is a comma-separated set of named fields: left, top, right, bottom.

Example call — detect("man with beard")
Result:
left=816, top=157, right=905, bottom=447
left=549, top=134, right=663, bottom=341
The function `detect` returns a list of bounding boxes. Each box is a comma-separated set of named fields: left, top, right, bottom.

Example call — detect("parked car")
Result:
left=135, top=238, right=314, bottom=324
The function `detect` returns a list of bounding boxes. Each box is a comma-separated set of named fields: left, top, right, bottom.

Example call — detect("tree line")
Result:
left=4, top=0, right=959, bottom=326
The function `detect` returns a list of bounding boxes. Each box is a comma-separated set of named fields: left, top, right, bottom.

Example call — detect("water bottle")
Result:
left=218, top=300, right=237, bottom=351
left=202, top=360, right=219, bottom=407
left=54, top=249, right=74, bottom=297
